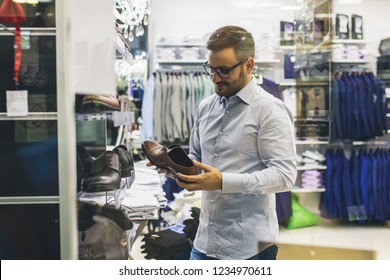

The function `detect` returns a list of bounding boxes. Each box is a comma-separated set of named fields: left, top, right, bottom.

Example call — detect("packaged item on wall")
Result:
left=351, top=14, right=363, bottom=39
left=335, top=13, right=349, bottom=39
left=280, top=21, right=294, bottom=46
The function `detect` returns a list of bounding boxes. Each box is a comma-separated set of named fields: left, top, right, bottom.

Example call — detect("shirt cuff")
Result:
left=222, top=172, right=244, bottom=193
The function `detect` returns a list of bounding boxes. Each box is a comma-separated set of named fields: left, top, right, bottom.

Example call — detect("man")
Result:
left=154, top=26, right=297, bottom=260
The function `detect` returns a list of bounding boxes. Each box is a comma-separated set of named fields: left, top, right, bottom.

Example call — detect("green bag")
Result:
left=285, top=193, right=321, bottom=229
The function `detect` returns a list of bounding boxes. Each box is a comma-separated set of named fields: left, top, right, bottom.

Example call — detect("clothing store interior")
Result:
left=1, top=0, right=390, bottom=260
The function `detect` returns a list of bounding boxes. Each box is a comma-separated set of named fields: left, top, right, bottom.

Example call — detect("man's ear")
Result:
left=246, top=57, right=255, bottom=74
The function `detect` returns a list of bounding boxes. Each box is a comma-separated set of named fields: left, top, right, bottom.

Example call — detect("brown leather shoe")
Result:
left=81, top=94, right=120, bottom=113
left=141, top=140, right=197, bottom=177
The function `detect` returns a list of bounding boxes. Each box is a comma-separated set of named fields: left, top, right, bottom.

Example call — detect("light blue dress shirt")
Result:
left=188, top=78, right=297, bottom=259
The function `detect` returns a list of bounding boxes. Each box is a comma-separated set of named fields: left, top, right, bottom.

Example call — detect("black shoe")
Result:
left=113, top=145, right=134, bottom=178
left=83, top=151, right=122, bottom=192
left=77, top=145, right=95, bottom=174
left=113, top=145, right=135, bottom=189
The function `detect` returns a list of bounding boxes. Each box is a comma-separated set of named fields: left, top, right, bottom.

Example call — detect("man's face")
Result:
left=206, top=48, right=250, bottom=98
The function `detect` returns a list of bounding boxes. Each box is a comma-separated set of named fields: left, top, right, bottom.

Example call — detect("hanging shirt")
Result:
left=188, top=78, right=297, bottom=259
left=140, top=75, right=155, bottom=140
left=282, top=87, right=297, bottom=117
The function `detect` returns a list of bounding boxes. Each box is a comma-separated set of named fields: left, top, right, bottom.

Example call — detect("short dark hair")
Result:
left=206, top=25, right=255, bottom=61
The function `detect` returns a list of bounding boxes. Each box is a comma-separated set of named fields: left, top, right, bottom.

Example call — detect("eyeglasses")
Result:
left=202, top=59, right=247, bottom=78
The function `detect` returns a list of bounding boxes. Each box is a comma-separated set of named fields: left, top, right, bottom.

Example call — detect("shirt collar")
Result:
left=218, top=78, right=256, bottom=105
left=236, top=78, right=257, bottom=105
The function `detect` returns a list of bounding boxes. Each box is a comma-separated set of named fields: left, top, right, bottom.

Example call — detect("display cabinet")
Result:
left=0, top=0, right=78, bottom=259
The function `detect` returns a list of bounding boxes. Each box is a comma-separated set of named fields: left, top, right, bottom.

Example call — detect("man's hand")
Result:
left=176, top=160, right=222, bottom=191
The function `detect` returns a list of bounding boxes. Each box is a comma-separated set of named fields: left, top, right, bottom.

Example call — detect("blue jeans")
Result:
left=190, top=245, right=278, bottom=260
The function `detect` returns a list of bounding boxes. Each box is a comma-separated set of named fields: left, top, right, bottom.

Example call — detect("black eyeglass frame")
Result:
left=202, top=59, right=247, bottom=78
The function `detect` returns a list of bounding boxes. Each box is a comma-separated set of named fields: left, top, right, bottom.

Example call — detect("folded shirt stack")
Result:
left=121, top=166, right=167, bottom=220
left=155, top=48, right=177, bottom=60
left=297, top=150, right=326, bottom=168
left=345, top=45, right=364, bottom=60
left=332, top=44, right=365, bottom=61
left=178, top=47, right=200, bottom=60
left=300, top=170, right=324, bottom=189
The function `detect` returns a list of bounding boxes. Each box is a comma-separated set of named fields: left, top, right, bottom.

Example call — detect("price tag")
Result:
left=6, top=90, right=28, bottom=117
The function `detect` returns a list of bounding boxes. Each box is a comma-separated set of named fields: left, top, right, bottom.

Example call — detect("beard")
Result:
left=214, top=67, right=248, bottom=98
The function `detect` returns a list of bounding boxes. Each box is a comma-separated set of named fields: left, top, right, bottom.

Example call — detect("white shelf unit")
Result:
left=332, top=39, right=373, bottom=45
left=331, top=38, right=376, bottom=71
left=154, top=41, right=207, bottom=68
left=332, top=59, right=376, bottom=64
left=293, top=187, right=325, bottom=193
left=296, top=140, right=329, bottom=145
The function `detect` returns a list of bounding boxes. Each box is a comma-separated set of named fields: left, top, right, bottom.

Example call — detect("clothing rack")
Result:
left=141, top=68, right=214, bottom=143
left=327, top=139, right=390, bottom=159
left=329, top=139, right=390, bottom=147
left=332, top=64, right=373, bottom=74
left=322, top=143, right=390, bottom=223
left=153, top=69, right=205, bottom=75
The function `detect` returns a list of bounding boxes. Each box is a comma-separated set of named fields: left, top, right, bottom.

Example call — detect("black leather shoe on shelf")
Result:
left=77, top=145, right=95, bottom=174
left=83, top=151, right=122, bottom=192
left=113, top=145, right=134, bottom=178
left=113, top=145, right=135, bottom=189
left=77, top=145, right=96, bottom=192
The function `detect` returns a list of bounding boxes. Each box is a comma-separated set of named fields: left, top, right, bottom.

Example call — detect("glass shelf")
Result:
left=76, top=112, right=134, bottom=126
left=0, top=112, right=58, bottom=121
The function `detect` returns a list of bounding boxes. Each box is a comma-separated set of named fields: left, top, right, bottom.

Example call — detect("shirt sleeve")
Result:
left=222, top=101, right=297, bottom=194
